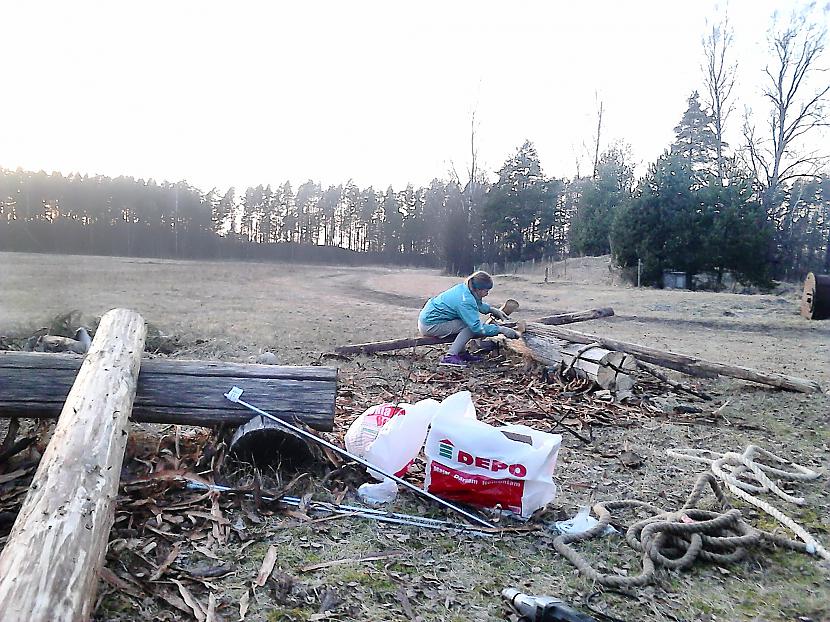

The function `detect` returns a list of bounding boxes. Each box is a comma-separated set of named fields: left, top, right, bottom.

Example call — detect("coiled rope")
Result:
left=553, top=447, right=826, bottom=588
left=667, top=445, right=828, bottom=560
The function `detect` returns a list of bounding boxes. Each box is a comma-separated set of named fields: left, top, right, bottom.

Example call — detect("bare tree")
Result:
left=702, top=13, right=737, bottom=182
left=591, top=94, right=604, bottom=179
left=743, top=8, right=829, bottom=211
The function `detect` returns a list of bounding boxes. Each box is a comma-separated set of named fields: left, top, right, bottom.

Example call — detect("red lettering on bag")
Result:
left=474, top=457, right=490, bottom=469
left=491, top=460, right=508, bottom=472
left=509, top=464, right=527, bottom=477
left=457, top=451, right=474, bottom=465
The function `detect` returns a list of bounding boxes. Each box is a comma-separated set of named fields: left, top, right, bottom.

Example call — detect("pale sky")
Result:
left=0, top=1, right=825, bottom=192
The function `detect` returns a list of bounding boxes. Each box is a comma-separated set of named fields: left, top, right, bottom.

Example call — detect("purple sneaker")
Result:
left=439, top=354, right=467, bottom=368
left=459, top=351, right=483, bottom=363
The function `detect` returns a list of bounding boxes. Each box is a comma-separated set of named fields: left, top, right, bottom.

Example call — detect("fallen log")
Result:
left=0, top=353, right=338, bottom=431
left=535, top=307, right=615, bottom=325
left=334, top=306, right=615, bottom=355
left=525, top=323, right=822, bottom=393
left=0, top=308, right=146, bottom=622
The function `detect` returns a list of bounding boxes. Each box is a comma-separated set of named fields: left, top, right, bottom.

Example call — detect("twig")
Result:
left=637, top=361, right=712, bottom=401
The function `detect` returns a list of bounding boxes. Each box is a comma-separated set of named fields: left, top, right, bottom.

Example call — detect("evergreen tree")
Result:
left=611, top=153, right=703, bottom=286
left=570, top=145, right=634, bottom=256
left=671, top=91, right=718, bottom=175
left=482, top=140, right=548, bottom=261
left=698, top=173, right=773, bottom=288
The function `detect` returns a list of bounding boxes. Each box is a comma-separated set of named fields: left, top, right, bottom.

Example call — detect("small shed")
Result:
left=663, top=271, right=687, bottom=289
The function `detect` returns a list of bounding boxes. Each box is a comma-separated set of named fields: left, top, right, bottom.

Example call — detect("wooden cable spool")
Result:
left=800, top=272, right=830, bottom=320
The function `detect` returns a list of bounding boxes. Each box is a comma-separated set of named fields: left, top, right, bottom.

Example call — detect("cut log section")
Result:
left=0, top=353, right=338, bottom=431
left=230, top=415, right=323, bottom=470
left=334, top=307, right=614, bottom=355
left=525, top=323, right=822, bottom=393
left=0, top=308, right=146, bottom=622
left=510, top=327, right=636, bottom=391
left=801, top=272, right=830, bottom=320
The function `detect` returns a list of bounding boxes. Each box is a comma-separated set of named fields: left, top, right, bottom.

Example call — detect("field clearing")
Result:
left=1, top=251, right=829, bottom=622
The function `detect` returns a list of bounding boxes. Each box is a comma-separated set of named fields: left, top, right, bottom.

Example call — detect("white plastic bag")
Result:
left=551, top=506, right=616, bottom=536
left=345, top=402, right=406, bottom=457
left=344, top=399, right=440, bottom=480
left=424, top=391, right=561, bottom=518
left=357, top=478, right=399, bottom=505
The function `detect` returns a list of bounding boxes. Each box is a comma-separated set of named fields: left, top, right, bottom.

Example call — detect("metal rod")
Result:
left=224, top=386, right=493, bottom=528
left=186, top=481, right=482, bottom=531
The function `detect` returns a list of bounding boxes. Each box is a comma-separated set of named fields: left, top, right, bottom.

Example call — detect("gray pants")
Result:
left=418, top=318, right=473, bottom=356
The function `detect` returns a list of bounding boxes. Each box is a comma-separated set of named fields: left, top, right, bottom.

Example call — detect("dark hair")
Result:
left=465, top=270, right=493, bottom=291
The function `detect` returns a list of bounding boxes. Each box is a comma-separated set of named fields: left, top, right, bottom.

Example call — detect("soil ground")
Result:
left=1, top=251, right=829, bottom=622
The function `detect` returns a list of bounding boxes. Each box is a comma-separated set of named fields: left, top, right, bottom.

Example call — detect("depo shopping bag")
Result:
left=424, top=391, right=561, bottom=517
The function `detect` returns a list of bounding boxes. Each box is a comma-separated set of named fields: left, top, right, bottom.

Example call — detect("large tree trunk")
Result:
left=525, top=323, right=822, bottom=393
left=0, top=354, right=337, bottom=431
left=0, top=308, right=147, bottom=622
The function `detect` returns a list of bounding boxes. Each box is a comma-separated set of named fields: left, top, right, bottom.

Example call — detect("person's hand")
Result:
left=491, top=308, right=508, bottom=321
left=498, top=326, right=520, bottom=339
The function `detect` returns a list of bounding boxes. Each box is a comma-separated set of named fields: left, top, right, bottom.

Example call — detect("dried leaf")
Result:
left=239, top=589, right=250, bottom=621
left=206, top=592, right=217, bottom=622
left=0, top=468, right=33, bottom=485
left=155, top=588, right=193, bottom=615
left=171, top=579, right=207, bottom=621
left=149, top=542, right=182, bottom=581
left=194, top=544, right=221, bottom=560
left=99, top=566, right=143, bottom=599
left=255, top=545, right=278, bottom=587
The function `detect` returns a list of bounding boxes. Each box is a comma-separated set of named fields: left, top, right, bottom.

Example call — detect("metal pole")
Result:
left=224, top=387, right=493, bottom=528
left=637, top=258, right=642, bottom=288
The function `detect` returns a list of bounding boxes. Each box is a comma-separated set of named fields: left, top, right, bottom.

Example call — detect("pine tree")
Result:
left=483, top=140, right=548, bottom=261
left=670, top=91, right=718, bottom=175
left=570, top=145, right=634, bottom=256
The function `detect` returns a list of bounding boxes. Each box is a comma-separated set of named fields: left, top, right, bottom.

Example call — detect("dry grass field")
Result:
left=1, top=251, right=829, bottom=622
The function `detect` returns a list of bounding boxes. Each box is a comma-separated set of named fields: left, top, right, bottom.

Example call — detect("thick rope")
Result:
left=668, top=445, right=828, bottom=560
left=552, top=472, right=817, bottom=589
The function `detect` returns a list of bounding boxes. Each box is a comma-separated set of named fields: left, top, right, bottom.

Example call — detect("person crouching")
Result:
left=418, top=270, right=520, bottom=368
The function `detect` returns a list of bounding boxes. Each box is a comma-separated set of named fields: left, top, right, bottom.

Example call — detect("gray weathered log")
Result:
left=0, top=308, right=146, bottom=622
left=525, top=323, right=822, bottom=393
left=334, top=306, right=614, bottom=355
left=0, top=353, right=338, bottom=431
left=534, top=307, right=615, bottom=325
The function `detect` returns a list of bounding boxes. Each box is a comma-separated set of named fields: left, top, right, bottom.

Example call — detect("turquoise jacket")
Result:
left=419, top=283, right=500, bottom=337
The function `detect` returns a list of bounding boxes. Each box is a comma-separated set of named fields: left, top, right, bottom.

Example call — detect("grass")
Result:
left=1, top=252, right=828, bottom=621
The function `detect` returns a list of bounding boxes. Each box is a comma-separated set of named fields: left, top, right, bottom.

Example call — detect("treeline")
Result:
left=1, top=13, right=828, bottom=287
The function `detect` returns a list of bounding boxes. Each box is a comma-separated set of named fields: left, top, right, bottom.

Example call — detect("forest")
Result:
left=1, top=13, right=828, bottom=287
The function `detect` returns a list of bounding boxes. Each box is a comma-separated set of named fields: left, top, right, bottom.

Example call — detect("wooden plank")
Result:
left=0, top=308, right=146, bottom=622
left=0, top=353, right=338, bottom=431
